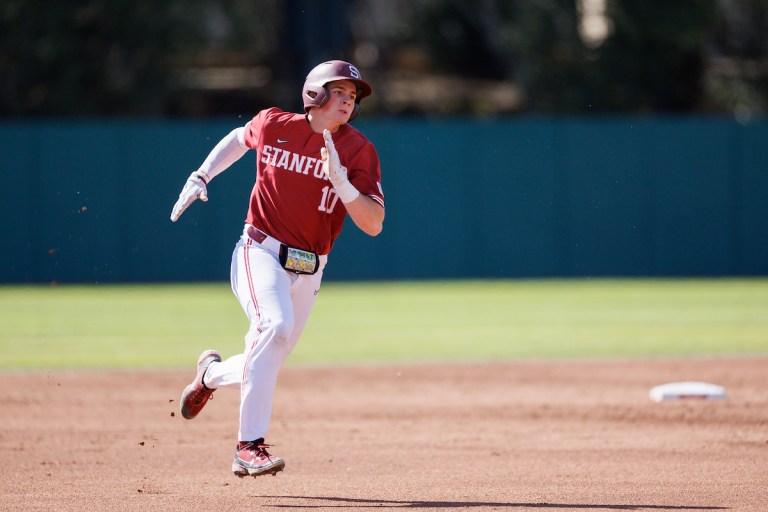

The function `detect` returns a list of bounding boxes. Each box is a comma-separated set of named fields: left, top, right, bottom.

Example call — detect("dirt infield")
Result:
left=1, top=357, right=766, bottom=511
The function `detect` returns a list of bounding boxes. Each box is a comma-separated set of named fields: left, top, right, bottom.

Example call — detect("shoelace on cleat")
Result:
left=190, top=387, right=213, bottom=404
left=241, top=441, right=275, bottom=461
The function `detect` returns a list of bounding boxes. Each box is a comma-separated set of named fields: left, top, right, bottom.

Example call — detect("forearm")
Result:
left=344, top=195, right=384, bottom=236
left=170, top=127, right=248, bottom=222
left=198, top=127, right=248, bottom=181
left=320, top=129, right=384, bottom=236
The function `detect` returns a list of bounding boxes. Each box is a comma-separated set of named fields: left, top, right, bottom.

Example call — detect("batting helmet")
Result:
left=302, top=60, right=373, bottom=121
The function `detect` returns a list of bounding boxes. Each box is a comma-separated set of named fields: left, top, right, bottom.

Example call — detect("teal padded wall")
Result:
left=2, top=117, right=766, bottom=283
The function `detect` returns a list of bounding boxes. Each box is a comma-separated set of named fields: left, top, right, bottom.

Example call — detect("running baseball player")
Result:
left=170, top=60, right=384, bottom=478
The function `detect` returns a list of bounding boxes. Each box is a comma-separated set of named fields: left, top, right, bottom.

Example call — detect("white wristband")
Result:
left=334, top=180, right=360, bottom=204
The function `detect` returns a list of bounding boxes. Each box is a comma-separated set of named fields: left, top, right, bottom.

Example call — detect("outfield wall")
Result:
left=2, top=116, right=767, bottom=283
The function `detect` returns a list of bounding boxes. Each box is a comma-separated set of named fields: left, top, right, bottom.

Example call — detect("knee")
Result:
left=251, top=314, right=294, bottom=347
left=270, top=315, right=294, bottom=346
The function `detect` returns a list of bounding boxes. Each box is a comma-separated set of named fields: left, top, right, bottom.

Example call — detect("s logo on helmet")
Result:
left=348, top=65, right=361, bottom=79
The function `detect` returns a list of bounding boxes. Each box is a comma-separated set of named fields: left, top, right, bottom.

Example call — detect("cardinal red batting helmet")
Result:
left=302, top=60, right=373, bottom=121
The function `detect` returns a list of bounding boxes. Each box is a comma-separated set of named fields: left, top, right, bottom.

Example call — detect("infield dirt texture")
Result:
left=1, top=357, right=766, bottom=511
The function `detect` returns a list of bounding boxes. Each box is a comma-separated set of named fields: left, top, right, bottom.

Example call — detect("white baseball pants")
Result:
left=204, top=225, right=326, bottom=441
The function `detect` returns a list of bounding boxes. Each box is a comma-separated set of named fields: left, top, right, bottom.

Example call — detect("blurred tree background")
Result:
left=1, top=0, right=766, bottom=118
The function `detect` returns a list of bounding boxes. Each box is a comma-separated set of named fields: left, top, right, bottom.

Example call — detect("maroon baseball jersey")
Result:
left=243, top=107, right=384, bottom=255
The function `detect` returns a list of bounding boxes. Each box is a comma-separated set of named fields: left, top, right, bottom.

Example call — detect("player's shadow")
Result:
left=258, top=495, right=726, bottom=510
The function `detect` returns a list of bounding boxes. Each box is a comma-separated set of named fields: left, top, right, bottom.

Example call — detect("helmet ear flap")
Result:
left=316, top=86, right=330, bottom=107
left=303, top=85, right=329, bottom=112
left=349, top=102, right=362, bottom=122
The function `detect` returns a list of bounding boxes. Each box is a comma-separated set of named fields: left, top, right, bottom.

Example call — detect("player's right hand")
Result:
left=170, top=170, right=209, bottom=222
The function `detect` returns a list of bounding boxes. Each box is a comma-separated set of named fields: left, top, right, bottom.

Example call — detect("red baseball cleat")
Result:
left=180, top=349, right=221, bottom=419
left=232, top=439, right=285, bottom=477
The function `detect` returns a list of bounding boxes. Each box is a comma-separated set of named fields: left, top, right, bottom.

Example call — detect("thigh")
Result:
left=231, top=239, right=294, bottom=338
left=286, top=261, right=326, bottom=348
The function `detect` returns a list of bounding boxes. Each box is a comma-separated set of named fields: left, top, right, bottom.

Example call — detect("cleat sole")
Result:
left=232, top=460, right=285, bottom=478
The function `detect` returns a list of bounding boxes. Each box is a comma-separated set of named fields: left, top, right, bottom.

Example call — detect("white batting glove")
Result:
left=322, top=129, right=360, bottom=204
left=170, top=170, right=210, bottom=222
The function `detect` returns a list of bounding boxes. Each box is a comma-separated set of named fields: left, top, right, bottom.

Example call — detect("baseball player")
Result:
left=170, top=60, right=384, bottom=478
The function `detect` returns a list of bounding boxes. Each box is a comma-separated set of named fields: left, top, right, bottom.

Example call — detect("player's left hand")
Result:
left=321, top=129, right=349, bottom=188
left=170, top=170, right=209, bottom=222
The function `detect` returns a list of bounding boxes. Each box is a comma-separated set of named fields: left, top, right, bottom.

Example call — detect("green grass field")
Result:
left=1, top=279, right=766, bottom=370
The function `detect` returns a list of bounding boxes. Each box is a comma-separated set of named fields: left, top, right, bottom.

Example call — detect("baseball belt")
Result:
left=246, top=226, right=319, bottom=275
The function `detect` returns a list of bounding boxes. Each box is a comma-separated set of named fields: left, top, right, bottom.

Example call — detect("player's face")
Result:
left=320, top=80, right=357, bottom=123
